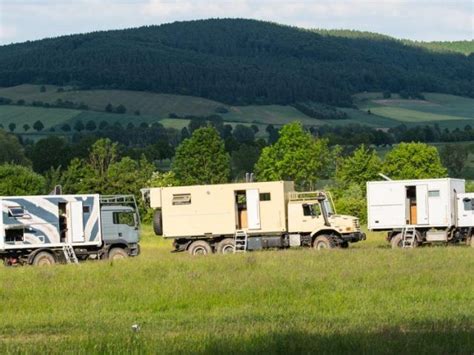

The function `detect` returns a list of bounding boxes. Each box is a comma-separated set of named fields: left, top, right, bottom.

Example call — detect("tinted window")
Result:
left=259, top=193, right=271, bottom=201
left=113, top=212, right=135, bottom=226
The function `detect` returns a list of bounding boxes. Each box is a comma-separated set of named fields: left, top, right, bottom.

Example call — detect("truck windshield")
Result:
left=323, top=199, right=334, bottom=216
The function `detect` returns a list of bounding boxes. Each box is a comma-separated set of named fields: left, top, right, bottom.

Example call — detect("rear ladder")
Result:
left=62, top=244, right=79, bottom=264
left=234, top=230, right=248, bottom=253
left=402, top=226, right=417, bottom=248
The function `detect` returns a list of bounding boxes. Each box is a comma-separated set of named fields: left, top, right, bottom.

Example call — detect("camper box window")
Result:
left=428, top=190, right=440, bottom=197
left=260, top=193, right=271, bottom=201
left=172, top=194, right=191, bottom=205
left=8, top=207, right=25, bottom=218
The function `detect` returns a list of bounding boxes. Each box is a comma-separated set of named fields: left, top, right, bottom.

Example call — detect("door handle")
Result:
left=118, top=232, right=122, bottom=237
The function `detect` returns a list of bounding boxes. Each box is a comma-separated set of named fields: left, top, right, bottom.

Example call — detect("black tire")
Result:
left=108, top=248, right=128, bottom=260
left=391, top=233, right=418, bottom=249
left=32, top=251, right=56, bottom=266
left=340, top=241, right=349, bottom=249
left=153, top=209, right=163, bottom=236
left=313, top=235, right=336, bottom=250
left=216, top=238, right=235, bottom=254
left=188, top=240, right=212, bottom=256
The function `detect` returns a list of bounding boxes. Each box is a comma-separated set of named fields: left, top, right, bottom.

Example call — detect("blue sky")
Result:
left=0, top=0, right=472, bottom=45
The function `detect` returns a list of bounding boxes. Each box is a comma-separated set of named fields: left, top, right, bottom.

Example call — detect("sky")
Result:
left=0, top=0, right=472, bottom=45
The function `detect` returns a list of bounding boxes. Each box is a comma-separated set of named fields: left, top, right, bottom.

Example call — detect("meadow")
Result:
left=1, top=226, right=473, bottom=354
left=2, top=85, right=474, bottom=134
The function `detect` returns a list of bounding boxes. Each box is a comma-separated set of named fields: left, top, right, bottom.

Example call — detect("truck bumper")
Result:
left=341, top=232, right=366, bottom=243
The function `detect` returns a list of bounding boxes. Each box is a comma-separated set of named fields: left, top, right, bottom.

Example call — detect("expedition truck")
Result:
left=142, top=181, right=365, bottom=255
left=367, top=178, right=474, bottom=248
left=0, top=194, right=140, bottom=266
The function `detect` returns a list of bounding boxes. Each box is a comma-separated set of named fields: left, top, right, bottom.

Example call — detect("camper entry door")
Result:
left=416, top=185, right=429, bottom=225
left=67, top=201, right=85, bottom=243
left=246, top=189, right=261, bottom=230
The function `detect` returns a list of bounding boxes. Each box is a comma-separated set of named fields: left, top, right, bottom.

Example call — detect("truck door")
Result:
left=246, top=189, right=261, bottom=230
left=457, top=193, right=474, bottom=227
left=416, top=185, right=429, bottom=225
left=68, top=201, right=85, bottom=243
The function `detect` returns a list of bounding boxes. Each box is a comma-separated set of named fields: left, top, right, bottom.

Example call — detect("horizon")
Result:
left=0, top=0, right=472, bottom=45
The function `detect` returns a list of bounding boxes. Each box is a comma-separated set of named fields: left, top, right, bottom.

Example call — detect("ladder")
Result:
left=401, top=226, right=417, bottom=248
left=234, top=230, right=248, bottom=253
left=62, top=244, right=79, bottom=264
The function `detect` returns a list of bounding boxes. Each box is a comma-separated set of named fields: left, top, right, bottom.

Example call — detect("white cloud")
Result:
left=0, top=0, right=472, bottom=44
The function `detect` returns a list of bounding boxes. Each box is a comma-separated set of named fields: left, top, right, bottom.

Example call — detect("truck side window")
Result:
left=113, top=212, right=135, bottom=226
left=303, top=204, right=320, bottom=217
left=463, top=199, right=474, bottom=211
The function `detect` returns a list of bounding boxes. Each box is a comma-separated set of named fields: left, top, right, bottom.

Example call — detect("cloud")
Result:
left=0, top=0, right=472, bottom=44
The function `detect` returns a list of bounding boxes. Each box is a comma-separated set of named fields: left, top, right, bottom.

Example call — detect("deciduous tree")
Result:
left=172, top=126, right=230, bottom=185
left=382, top=142, right=447, bottom=179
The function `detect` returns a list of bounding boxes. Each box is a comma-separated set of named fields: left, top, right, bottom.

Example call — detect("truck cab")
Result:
left=99, top=196, right=141, bottom=258
left=287, top=191, right=365, bottom=247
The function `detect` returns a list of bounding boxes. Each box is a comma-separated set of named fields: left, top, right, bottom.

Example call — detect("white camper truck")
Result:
left=143, top=181, right=365, bottom=255
left=0, top=194, right=140, bottom=266
left=367, top=178, right=474, bottom=248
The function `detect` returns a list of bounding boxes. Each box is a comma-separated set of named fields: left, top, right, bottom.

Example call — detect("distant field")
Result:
left=0, top=84, right=225, bottom=117
left=355, top=93, right=474, bottom=127
left=0, top=105, right=81, bottom=131
left=0, top=226, right=473, bottom=353
left=1, top=85, right=474, bottom=132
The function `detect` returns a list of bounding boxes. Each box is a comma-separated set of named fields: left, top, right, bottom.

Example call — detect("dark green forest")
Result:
left=0, top=19, right=472, bottom=106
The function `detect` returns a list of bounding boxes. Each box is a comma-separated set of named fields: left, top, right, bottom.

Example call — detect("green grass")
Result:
left=0, top=226, right=473, bottom=353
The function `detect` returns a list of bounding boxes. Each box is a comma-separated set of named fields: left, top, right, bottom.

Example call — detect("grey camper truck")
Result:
left=0, top=194, right=140, bottom=266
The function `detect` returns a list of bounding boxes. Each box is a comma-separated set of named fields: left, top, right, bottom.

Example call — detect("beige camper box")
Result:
left=145, top=181, right=365, bottom=254
left=150, top=181, right=293, bottom=238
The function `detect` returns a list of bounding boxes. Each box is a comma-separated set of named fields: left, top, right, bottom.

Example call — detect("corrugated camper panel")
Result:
left=160, top=181, right=290, bottom=238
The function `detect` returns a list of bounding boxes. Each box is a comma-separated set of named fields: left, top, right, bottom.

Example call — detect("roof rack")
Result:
left=287, top=191, right=327, bottom=201
left=100, top=195, right=137, bottom=205
left=100, top=195, right=141, bottom=224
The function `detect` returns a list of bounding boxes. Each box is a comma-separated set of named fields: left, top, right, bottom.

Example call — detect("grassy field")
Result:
left=2, top=85, right=474, bottom=132
left=355, top=93, right=474, bottom=128
left=1, top=226, right=473, bottom=353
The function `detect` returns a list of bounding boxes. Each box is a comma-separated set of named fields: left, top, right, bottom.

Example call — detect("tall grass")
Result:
left=0, top=228, right=473, bottom=353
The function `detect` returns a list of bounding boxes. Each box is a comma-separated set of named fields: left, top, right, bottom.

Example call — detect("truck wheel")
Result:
left=108, top=248, right=128, bottom=260
left=391, top=233, right=418, bottom=248
left=153, top=209, right=163, bottom=235
left=313, top=235, right=336, bottom=250
left=216, top=238, right=235, bottom=254
left=32, top=251, right=56, bottom=266
left=188, top=240, right=212, bottom=256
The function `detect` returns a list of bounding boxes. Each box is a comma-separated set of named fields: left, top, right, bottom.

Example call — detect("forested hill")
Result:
left=0, top=19, right=472, bottom=106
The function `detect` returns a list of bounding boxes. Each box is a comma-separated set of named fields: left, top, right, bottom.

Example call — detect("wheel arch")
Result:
left=27, top=248, right=58, bottom=264
left=311, top=229, right=341, bottom=239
